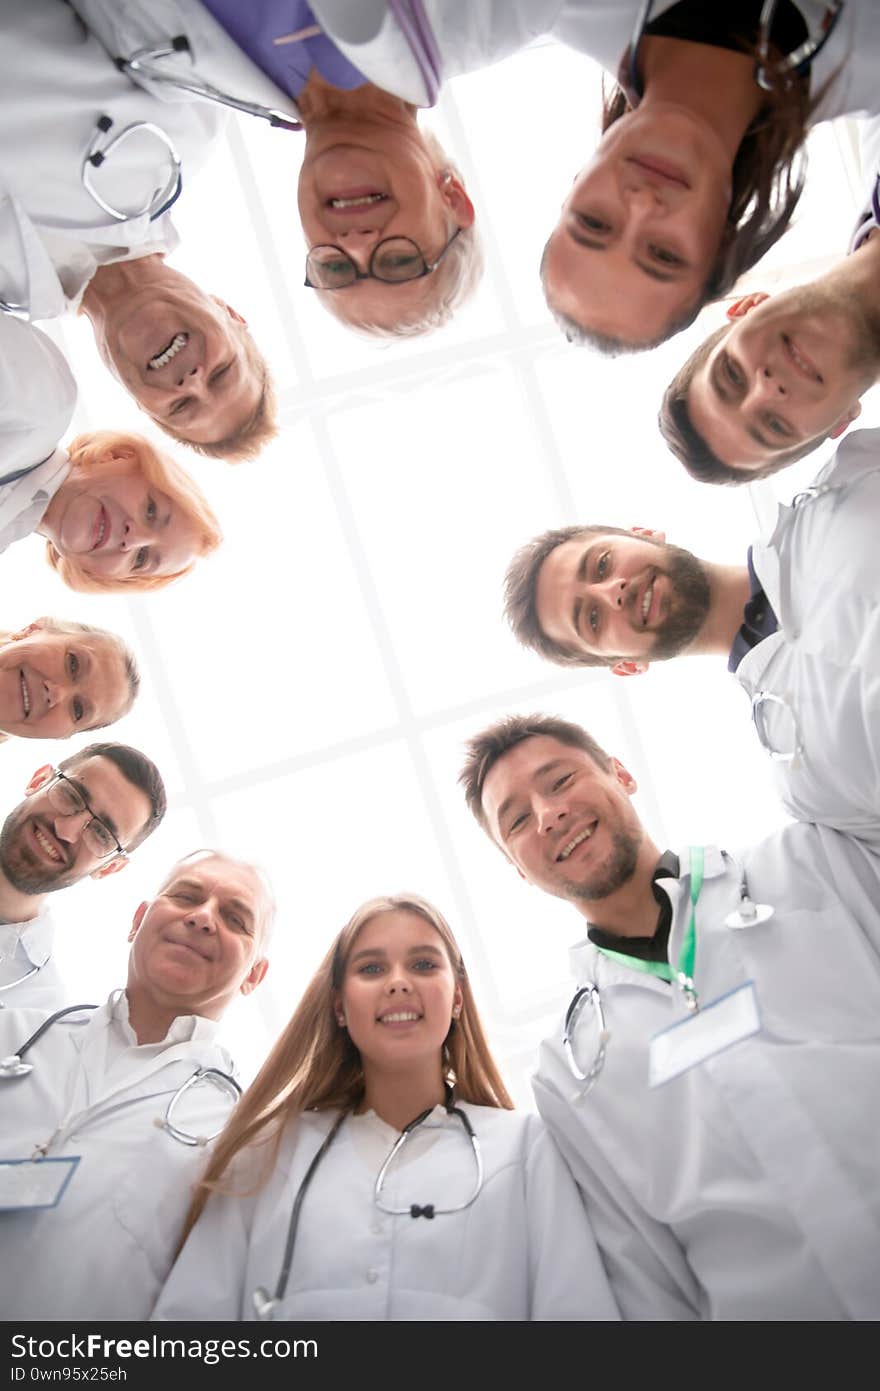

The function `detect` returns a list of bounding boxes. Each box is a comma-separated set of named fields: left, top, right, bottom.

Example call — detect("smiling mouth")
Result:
left=148, top=332, right=188, bottom=370
left=628, top=156, right=690, bottom=189
left=19, top=671, right=30, bottom=720
left=326, top=192, right=388, bottom=210
left=557, top=823, right=597, bottom=862
left=378, top=1011, right=421, bottom=1024
left=782, top=333, right=823, bottom=384
left=90, top=504, right=108, bottom=552
left=33, top=823, right=65, bottom=866
left=640, top=578, right=655, bottom=627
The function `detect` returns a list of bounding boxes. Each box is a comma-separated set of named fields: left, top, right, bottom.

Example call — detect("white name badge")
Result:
left=649, top=982, right=761, bottom=1088
left=0, top=1156, right=80, bottom=1211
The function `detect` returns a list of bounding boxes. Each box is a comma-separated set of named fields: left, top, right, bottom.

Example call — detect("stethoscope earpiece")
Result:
left=0, top=1054, right=32, bottom=1079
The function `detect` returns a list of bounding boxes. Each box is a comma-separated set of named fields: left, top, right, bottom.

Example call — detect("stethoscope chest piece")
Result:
left=725, top=899, right=774, bottom=930
left=0, top=1053, right=32, bottom=1079
left=252, top=1287, right=280, bottom=1321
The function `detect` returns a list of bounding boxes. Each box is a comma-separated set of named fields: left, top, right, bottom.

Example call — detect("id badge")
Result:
left=0, top=1156, right=80, bottom=1211
left=649, top=982, right=760, bottom=1088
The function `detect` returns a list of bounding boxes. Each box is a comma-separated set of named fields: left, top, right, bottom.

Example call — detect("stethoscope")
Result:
left=83, top=115, right=183, bottom=223
left=621, top=0, right=845, bottom=104
left=0, top=1003, right=241, bottom=1147
left=562, top=851, right=774, bottom=1093
left=251, top=1082, right=482, bottom=1321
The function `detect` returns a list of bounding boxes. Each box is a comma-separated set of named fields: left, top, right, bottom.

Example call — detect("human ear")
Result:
left=438, top=171, right=475, bottom=229
left=212, top=297, right=248, bottom=328
left=610, top=757, right=638, bottom=795
left=611, top=660, right=649, bottom=677
left=240, top=957, right=269, bottom=997
left=128, top=901, right=148, bottom=943
left=91, top=855, right=129, bottom=881
left=451, top=986, right=463, bottom=1021
left=726, top=292, right=769, bottom=319
left=25, top=765, right=54, bottom=797
left=629, top=526, right=665, bottom=544
left=828, top=401, right=861, bottom=440
left=9, top=620, right=42, bottom=642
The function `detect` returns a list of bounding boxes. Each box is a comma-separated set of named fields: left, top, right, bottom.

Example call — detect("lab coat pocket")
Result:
left=737, top=907, right=880, bottom=1043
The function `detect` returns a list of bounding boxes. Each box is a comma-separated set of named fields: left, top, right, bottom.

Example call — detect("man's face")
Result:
left=481, top=735, right=644, bottom=906
left=94, top=281, right=263, bottom=445
left=686, top=287, right=880, bottom=470
left=543, top=104, right=730, bottom=346
left=535, top=531, right=710, bottom=670
left=0, top=757, right=151, bottom=894
left=297, top=126, right=472, bottom=330
left=0, top=624, right=129, bottom=740
left=127, top=856, right=269, bottom=1019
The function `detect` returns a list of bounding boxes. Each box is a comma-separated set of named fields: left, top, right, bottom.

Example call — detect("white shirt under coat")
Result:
left=0, top=905, right=66, bottom=1011
left=0, top=0, right=225, bottom=319
left=737, top=427, right=880, bottom=846
left=533, top=831, right=880, bottom=1321
left=153, top=1103, right=619, bottom=1321
left=0, top=990, right=238, bottom=1321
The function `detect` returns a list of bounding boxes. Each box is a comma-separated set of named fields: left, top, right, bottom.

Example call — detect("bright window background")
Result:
left=3, top=44, right=877, bottom=1104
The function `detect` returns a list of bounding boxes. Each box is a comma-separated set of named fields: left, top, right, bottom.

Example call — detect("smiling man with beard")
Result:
left=460, top=712, right=880, bottom=1321
left=0, top=849, right=272, bottom=1322
left=0, top=741, right=166, bottom=1008
left=505, top=455, right=880, bottom=849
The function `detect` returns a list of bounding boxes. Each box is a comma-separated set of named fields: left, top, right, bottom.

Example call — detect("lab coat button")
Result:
left=366, top=1268, right=379, bottom=1284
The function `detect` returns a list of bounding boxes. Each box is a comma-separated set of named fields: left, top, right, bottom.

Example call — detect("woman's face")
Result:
left=0, top=624, right=130, bottom=739
left=48, top=455, right=200, bottom=581
left=543, top=104, right=731, bottom=347
left=339, top=909, right=461, bottom=1076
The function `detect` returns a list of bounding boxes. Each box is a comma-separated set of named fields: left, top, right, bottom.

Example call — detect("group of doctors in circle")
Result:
left=1, top=0, right=879, bottom=1324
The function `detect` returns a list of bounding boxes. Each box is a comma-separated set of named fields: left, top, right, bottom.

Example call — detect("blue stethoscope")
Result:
left=0, top=1004, right=241, bottom=1146
left=622, top=0, right=845, bottom=103
left=562, top=853, right=773, bottom=1094
left=252, top=1082, right=482, bottom=1320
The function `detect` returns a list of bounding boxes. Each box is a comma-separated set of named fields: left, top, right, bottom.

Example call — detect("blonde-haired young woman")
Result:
left=154, top=894, right=618, bottom=1322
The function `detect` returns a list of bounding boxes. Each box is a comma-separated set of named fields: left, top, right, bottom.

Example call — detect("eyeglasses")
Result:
left=304, top=230, right=461, bottom=292
left=45, top=771, right=128, bottom=863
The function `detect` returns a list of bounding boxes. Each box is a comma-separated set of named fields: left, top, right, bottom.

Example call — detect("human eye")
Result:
left=722, top=352, right=745, bottom=391
left=508, top=809, right=530, bottom=835
left=765, top=414, right=792, bottom=439
left=66, top=650, right=80, bottom=679
left=169, top=396, right=192, bottom=418
left=55, top=783, right=81, bottom=814
left=357, top=961, right=383, bottom=976
left=145, top=496, right=158, bottom=523
left=209, top=363, right=231, bottom=387
left=589, top=604, right=600, bottom=634
left=72, top=697, right=84, bottom=724
left=648, top=244, right=685, bottom=268
left=224, top=909, right=249, bottom=932
left=90, top=821, right=114, bottom=853
left=412, top=958, right=438, bottom=972
left=596, top=550, right=610, bottom=579
left=552, top=772, right=573, bottom=792
left=576, top=212, right=611, bottom=233
left=131, top=546, right=149, bottom=573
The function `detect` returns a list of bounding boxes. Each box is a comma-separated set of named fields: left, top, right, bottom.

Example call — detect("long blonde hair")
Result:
left=45, top=432, right=222, bottom=594
left=179, top=894, right=513, bottom=1245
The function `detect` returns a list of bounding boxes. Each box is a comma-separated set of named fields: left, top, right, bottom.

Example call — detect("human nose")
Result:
left=183, top=900, right=217, bottom=933
left=589, top=574, right=628, bottom=610
left=119, top=516, right=151, bottom=550
left=621, top=182, right=667, bottom=217
left=52, top=806, right=91, bottom=843
left=42, top=677, right=65, bottom=711
left=384, top=965, right=411, bottom=994
left=750, top=364, right=787, bottom=400
left=536, top=795, right=568, bottom=835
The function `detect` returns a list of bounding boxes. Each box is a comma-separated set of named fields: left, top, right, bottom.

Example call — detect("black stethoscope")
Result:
left=621, top=0, right=845, bottom=104
left=251, top=1083, right=482, bottom=1321
left=562, top=853, right=773, bottom=1095
left=0, top=1003, right=241, bottom=1146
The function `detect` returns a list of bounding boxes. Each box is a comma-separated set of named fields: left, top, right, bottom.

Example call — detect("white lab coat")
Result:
left=0, top=317, right=76, bottom=482
left=849, top=113, right=880, bottom=252
left=736, top=428, right=880, bottom=847
left=153, top=1103, right=619, bottom=1321
left=0, top=906, right=67, bottom=1011
left=0, top=449, right=70, bottom=559
left=0, top=0, right=225, bottom=319
left=0, top=990, right=239, bottom=1320
left=533, top=830, right=880, bottom=1321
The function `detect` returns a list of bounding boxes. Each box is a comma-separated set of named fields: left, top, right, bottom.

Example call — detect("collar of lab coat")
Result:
left=105, top=986, right=222, bottom=1048
left=567, top=845, right=728, bottom=993
left=0, top=901, right=54, bottom=974
left=70, top=0, right=301, bottom=122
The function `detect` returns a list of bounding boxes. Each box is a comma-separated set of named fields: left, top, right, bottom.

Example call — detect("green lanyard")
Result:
left=594, top=847, right=704, bottom=1011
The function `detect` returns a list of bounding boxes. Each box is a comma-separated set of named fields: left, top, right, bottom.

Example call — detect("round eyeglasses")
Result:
left=305, top=230, right=461, bottom=291
left=45, top=771, right=128, bottom=862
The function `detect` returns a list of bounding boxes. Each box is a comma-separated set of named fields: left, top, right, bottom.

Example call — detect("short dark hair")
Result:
left=459, top=714, right=612, bottom=835
left=504, top=524, right=636, bottom=667
left=659, top=325, right=830, bottom=484
left=59, top=742, right=167, bottom=851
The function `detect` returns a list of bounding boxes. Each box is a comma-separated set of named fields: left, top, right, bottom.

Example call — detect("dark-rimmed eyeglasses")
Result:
left=45, top=770, right=128, bottom=863
left=305, top=230, right=461, bottom=292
